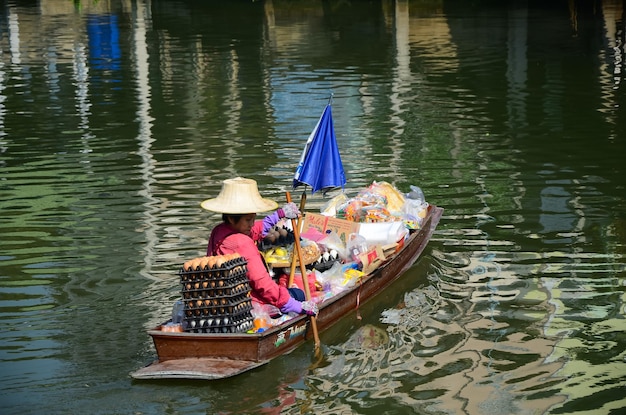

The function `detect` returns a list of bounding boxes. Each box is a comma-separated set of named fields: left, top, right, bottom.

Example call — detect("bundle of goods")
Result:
left=325, top=181, right=429, bottom=230
left=299, top=182, right=430, bottom=275
left=179, top=253, right=253, bottom=334
left=336, top=182, right=403, bottom=222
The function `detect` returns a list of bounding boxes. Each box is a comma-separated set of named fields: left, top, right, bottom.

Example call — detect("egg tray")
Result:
left=181, top=275, right=250, bottom=298
left=181, top=283, right=251, bottom=300
left=183, top=293, right=252, bottom=315
left=179, top=267, right=248, bottom=283
left=185, top=304, right=252, bottom=320
left=184, top=309, right=254, bottom=334
left=187, top=319, right=254, bottom=334
left=179, top=257, right=248, bottom=282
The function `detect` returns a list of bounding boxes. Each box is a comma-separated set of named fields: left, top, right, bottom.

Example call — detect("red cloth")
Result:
left=207, top=220, right=265, bottom=255
left=207, top=222, right=291, bottom=308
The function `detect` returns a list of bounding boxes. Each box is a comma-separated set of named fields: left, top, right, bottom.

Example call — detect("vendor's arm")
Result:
left=250, top=202, right=300, bottom=241
left=250, top=210, right=283, bottom=241
left=218, top=233, right=292, bottom=308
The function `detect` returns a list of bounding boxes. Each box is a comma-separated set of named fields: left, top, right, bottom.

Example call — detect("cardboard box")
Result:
left=303, top=212, right=408, bottom=250
left=359, top=245, right=386, bottom=274
left=382, top=242, right=400, bottom=257
left=302, top=212, right=360, bottom=247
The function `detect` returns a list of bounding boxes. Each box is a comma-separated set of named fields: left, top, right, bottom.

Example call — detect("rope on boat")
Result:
left=355, top=278, right=363, bottom=320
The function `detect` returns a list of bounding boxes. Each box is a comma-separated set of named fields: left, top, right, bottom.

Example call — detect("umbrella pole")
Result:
left=286, top=192, right=321, bottom=352
left=288, top=192, right=307, bottom=288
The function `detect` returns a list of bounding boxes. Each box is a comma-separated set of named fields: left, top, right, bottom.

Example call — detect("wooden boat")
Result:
left=131, top=205, right=443, bottom=380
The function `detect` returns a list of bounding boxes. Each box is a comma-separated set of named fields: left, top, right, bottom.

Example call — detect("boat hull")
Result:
left=132, top=205, right=443, bottom=380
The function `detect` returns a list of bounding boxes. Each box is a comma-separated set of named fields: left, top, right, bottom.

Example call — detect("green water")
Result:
left=0, top=1, right=624, bottom=414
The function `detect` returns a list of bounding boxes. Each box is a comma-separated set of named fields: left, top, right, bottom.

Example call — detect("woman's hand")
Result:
left=280, top=297, right=319, bottom=316
left=301, top=300, right=319, bottom=316
left=281, top=202, right=301, bottom=219
left=280, top=297, right=302, bottom=314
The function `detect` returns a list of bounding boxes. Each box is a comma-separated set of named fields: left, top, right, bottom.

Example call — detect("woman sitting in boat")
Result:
left=201, top=177, right=318, bottom=317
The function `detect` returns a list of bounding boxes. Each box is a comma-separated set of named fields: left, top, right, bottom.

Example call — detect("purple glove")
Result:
left=280, top=202, right=301, bottom=219
left=280, top=298, right=319, bottom=316
left=280, top=297, right=303, bottom=314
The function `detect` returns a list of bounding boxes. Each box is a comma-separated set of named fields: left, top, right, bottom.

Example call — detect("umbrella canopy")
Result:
left=293, top=104, right=346, bottom=194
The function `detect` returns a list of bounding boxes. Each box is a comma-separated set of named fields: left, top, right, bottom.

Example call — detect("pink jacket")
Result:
left=207, top=220, right=291, bottom=308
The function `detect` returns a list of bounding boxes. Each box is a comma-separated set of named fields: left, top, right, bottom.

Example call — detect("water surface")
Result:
left=0, top=1, right=624, bottom=414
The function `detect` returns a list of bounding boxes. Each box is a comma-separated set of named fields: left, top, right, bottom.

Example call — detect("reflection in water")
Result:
left=133, top=0, right=158, bottom=282
left=442, top=254, right=569, bottom=415
left=0, top=1, right=625, bottom=414
left=8, top=7, right=21, bottom=66
left=0, top=20, right=5, bottom=144
left=73, top=35, right=94, bottom=162
left=305, top=278, right=569, bottom=414
left=598, top=0, right=623, bottom=140
left=506, top=5, right=528, bottom=131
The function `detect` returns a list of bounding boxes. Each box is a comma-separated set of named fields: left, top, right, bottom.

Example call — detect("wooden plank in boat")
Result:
left=130, top=357, right=267, bottom=380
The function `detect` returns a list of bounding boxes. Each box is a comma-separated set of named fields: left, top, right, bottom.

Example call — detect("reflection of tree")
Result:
left=150, top=0, right=278, bottom=180
left=437, top=1, right=626, bottom=411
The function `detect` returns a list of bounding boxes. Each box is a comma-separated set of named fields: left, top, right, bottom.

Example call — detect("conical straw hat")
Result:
left=201, top=177, right=278, bottom=214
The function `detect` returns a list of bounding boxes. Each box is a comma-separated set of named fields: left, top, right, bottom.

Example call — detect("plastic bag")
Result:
left=321, top=193, right=349, bottom=216
left=251, top=302, right=282, bottom=331
left=336, top=199, right=364, bottom=221
left=346, top=233, right=368, bottom=263
left=341, top=268, right=365, bottom=288
left=402, top=185, right=428, bottom=229
left=171, top=300, right=184, bottom=324
left=367, top=181, right=406, bottom=212
left=317, top=261, right=347, bottom=295
left=318, top=230, right=348, bottom=260
left=406, top=185, right=425, bottom=204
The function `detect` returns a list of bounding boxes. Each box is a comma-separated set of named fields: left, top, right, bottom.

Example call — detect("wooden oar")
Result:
left=287, top=192, right=307, bottom=288
left=286, top=192, right=321, bottom=352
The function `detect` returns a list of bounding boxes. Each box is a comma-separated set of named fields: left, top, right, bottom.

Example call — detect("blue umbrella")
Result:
left=293, top=104, right=346, bottom=194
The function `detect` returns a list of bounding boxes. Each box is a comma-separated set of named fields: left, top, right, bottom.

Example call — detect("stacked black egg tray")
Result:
left=179, top=257, right=254, bottom=334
